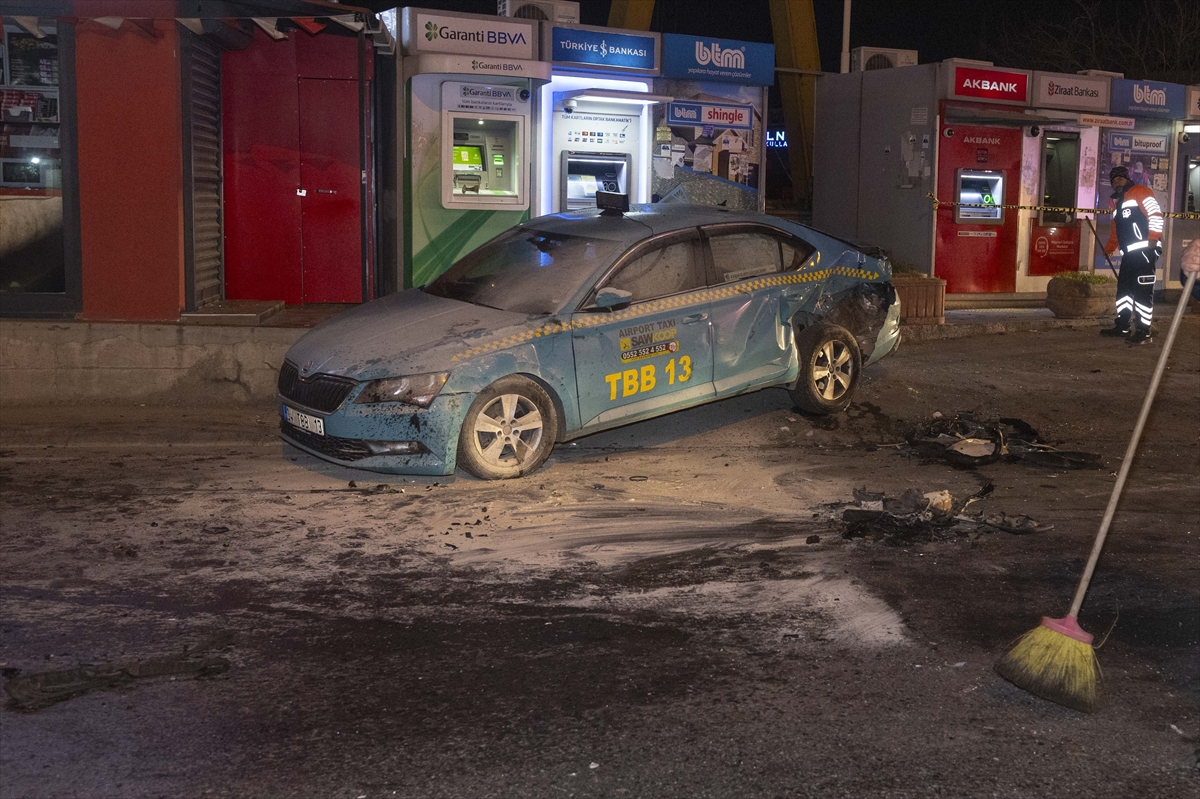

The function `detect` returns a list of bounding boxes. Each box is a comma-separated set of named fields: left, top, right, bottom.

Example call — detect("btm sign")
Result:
left=694, top=41, right=744, bottom=69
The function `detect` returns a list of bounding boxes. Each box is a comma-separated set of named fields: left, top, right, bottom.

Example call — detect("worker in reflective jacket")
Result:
left=1103, top=165, right=1164, bottom=343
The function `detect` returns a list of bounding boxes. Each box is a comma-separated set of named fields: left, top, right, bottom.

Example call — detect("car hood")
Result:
left=284, top=289, right=534, bottom=382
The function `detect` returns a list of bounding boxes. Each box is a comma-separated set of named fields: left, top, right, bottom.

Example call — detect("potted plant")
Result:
left=889, top=261, right=946, bottom=325
left=1045, top=271, right=1117, bottom=318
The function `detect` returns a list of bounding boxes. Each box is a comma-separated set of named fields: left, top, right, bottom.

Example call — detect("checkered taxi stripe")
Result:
left=450, top=259, right=880, bottom=363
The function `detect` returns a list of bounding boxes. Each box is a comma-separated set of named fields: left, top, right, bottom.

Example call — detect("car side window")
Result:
left=601, top=237, right=704, bottom=303
left=781, top=238, right=816, bottom=271
left=708, top=232, right=783, bottom=283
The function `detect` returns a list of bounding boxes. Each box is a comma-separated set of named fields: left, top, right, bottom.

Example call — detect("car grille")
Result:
left=278, top=361, right=357, bottom=413
left=280, top=420, right=373, bottom=461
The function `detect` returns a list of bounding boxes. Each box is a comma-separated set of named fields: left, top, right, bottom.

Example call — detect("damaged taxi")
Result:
left=278, top=201, right=900, bottom=479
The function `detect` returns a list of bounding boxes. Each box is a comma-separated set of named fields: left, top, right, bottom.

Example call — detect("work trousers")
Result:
left=1114, top=249, right=1157, bottom=331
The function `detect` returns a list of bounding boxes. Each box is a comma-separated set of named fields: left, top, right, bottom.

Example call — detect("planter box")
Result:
left=891, top=274, right=946, bottom=325
left=1045, top=277, right=1117, bottom=318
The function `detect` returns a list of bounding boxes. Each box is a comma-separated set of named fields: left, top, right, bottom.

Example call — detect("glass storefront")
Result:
left=1, top=19, right=78, bottom=313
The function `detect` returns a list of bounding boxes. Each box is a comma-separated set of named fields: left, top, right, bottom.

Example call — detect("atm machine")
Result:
left=954, top=169, right=1006, bottom=223
left=542, top=87, right=670, bottom=214
left=441, top=81, right=527, bottom=209
left=560, top=151, right=630, bottom=211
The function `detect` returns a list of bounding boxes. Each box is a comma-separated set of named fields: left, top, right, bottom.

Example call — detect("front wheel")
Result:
left=457, top=376, right=558, bottom=480
left=789, top=322, right=861, bottom=415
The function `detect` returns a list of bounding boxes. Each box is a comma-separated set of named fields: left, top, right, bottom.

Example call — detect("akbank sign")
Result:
left=1111, top=78, right=1185, bottom=118
left=662, top=33, right=774, bottom=85
left=550, top=26, right=657, bottom=73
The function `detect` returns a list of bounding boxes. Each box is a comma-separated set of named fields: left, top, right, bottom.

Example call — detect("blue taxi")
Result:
left=278, top=202, right=900, bottom=479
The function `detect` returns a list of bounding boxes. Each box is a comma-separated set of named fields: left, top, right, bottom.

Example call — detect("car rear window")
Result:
left=424, top=227, right=623, bottom=314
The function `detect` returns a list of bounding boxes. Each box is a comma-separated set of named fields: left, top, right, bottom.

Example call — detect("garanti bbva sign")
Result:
left=401, top=9, right=537, bottom=60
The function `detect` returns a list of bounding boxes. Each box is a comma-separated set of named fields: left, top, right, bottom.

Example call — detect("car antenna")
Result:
left=595, top=190, right=629, bottom=217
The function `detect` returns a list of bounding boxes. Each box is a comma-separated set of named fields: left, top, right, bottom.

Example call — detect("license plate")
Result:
left=282, top=405, right=324, bottom=436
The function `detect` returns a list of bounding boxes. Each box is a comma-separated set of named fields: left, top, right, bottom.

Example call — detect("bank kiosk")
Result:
left=396, top=8, right=548, bottom=289
left=538, top=24, right=668, bottom=216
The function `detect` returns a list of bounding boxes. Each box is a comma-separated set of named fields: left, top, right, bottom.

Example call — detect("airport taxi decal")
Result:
left=449, top=255, right=877, bottom=364
left=618, top=320, right=678, bottom=362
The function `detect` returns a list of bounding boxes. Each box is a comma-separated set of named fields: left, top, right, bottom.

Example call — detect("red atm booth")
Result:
left=934, top=123, right=1022, bottom=293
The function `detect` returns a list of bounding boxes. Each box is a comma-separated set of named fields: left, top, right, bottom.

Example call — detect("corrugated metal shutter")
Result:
left=183, top=34, right=223, bottom=308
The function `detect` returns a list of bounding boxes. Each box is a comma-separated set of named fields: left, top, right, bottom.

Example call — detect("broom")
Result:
left=995, top=269, right=1198, bottom=712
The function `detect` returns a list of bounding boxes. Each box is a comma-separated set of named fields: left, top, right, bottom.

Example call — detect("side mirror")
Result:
left=592, top=287, right=633, bottom=311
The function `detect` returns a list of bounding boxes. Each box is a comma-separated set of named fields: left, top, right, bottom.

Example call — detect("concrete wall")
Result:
left=0, top=322, right=303, bottom=406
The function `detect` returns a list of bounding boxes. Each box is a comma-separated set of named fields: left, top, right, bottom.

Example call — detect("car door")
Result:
left=702, top=224, right=817, bottom=396
left=571, top=229, right=714, bottom=430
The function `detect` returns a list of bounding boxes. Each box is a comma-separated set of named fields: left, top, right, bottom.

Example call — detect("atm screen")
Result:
left=955, top=169, right=1004, bottom=223
left=452, top=145, right=484, bottom=172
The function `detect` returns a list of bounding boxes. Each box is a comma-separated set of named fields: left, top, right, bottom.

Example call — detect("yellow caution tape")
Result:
left=451, top=257, right=878, bottom=363
left=926, top=192, right=1200, bottom=220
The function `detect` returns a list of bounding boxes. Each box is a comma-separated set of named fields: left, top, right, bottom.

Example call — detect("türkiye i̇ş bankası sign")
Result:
left=550, top=26, right=657, bottom=73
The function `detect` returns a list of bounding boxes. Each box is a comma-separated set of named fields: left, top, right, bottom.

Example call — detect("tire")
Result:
left=789, top=322, right=861, bottom=415
left=457, top=376, right=558, bottom=480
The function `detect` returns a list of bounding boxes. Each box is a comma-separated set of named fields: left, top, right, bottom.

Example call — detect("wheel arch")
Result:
left=516, top=371, right=569, bottom=440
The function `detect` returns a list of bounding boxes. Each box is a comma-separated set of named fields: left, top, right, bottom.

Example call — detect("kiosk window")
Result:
left=708, top=232, right=782, bottom=282
left=1039, top=133, right=1080, bottom=226
left=602, top=238, right=704, bottom=303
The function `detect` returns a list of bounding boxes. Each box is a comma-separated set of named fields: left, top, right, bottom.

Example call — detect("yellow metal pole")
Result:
left=607, top=0, right=656, bottom=30
left=768, top=0, right=821, bottom=209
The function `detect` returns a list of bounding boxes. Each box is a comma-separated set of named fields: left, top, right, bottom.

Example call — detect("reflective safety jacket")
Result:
left=1106, top=184, right=1163, bottom=257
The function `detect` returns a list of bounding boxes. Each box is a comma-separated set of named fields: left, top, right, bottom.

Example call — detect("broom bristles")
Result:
left=995, top=623, right=1101, bottom=713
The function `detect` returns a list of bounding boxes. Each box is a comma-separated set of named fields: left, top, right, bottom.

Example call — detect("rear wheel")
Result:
left=457, top=376, right=558, bottom=480
left=789, top=322, right=861, bottom=415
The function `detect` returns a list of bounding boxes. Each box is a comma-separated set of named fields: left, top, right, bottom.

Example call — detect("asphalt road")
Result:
left=1, top=321, right=1198, bottom=799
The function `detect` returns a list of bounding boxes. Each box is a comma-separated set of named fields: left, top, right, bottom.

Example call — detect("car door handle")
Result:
left=682, top=312, right=708, bottom=324
left=316, top=189, right=337, bottom=194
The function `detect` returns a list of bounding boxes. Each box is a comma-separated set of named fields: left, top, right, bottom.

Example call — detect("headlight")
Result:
left=355, top=372, right=449, bottom=407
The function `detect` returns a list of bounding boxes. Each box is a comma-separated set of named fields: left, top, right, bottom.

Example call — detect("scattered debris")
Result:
left=905, top=413, right=1102, bottom=470
left=835, top=483, right=1051, bottom=545
left=4, top=638, right=231, bottom=712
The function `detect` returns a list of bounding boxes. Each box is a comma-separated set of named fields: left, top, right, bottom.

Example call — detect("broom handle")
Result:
left=1069, top=269, right=1197, bottom=617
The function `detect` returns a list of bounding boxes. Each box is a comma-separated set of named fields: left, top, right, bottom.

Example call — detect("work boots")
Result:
left=1127, top=323, right=1157, bottom=345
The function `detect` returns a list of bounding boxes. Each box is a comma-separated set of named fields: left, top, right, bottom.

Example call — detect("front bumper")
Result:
left=278, top=392, right=472, bottom=475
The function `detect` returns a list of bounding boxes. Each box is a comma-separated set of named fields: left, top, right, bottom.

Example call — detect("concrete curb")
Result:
left=900, top=314, right=1109, bottom=342
left=3, top=312, right=1191, bottom=406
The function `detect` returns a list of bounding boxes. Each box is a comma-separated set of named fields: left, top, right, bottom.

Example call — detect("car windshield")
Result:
left=424, top=227, right=624, bottom=314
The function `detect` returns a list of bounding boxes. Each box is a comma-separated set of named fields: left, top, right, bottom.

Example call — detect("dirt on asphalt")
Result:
left=1, top=321, right=1198, bottom=798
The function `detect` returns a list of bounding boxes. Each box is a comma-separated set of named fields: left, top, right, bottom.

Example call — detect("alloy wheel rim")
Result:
left=472, top=393, right=544, bottom=468
left=812, top=341, right=853, bottom=401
